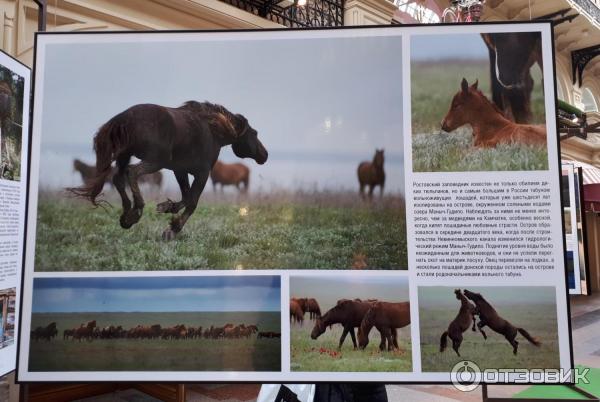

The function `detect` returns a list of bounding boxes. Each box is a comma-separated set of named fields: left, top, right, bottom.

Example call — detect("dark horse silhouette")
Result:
left=440, top=289, right=477, bottom=357
left=464, top=289, right=541, bottom=355
left=69, top=101, right=268, bottom=240
left=358, top=301, right=410, bottom=351
left=311, top=299, right=377, bottom=350
left=73, top=159, right=163, bottom=190
left=357, top=149, right=385, bottom=199
left=481, top=32, right=542, bottom=124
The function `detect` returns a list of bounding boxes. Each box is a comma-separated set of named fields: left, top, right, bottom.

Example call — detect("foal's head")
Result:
left=441, top=78, right=492, bottom=132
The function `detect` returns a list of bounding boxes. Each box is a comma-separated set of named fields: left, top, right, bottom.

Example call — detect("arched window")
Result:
left=395, top=1, right=440, bottom=23
left=582, top=87, right=598, bottom=112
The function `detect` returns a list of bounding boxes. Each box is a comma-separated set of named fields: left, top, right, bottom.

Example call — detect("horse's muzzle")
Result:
left=256, top=146, right=268, bottom=165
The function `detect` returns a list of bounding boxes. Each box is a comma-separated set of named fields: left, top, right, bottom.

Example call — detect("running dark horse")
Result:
left=68, top=101, right=268, bottom=240
left=440, top=289, right=477, bottom=357
left=464, top=289, right=541, bottom=355
left=357, top=149, right=385, bottom=199
left=481, top=32, right=542, bottom=124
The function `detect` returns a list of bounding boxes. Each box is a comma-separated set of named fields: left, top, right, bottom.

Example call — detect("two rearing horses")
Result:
left=70, top=101, right=268, bottom=240
left=440, top=289, right=541, bottom=356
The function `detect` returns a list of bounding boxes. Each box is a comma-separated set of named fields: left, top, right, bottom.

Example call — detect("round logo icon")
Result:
left=451, top=360, right=481, bottom=392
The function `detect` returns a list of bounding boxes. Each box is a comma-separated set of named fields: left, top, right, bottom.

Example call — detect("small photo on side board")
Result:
left=411, top=32, right=549, bottom=172
left=25, top=275, right=281, bottom=373
left=418, top=286, right=559, bottom=372
left=290, top=274, right=411, bottom=372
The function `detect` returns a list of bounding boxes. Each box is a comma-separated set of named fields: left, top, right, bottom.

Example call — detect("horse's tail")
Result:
left=440, top=331, right=448, bottom=352
left=517, top=328, right=541, bottom=346
left=67, top=118, right=127, bottom=206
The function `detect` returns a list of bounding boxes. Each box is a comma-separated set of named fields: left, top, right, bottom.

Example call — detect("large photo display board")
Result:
left=19, top=23, right=572, bottom=382
left=0, top=50, right=30, bottom=377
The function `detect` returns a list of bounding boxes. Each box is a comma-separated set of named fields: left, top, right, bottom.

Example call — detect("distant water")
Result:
left=38, top=145, right=405, bottom=195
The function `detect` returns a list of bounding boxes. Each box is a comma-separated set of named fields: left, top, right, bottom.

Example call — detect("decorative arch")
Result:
left=555, top=55, right=572, bottom=104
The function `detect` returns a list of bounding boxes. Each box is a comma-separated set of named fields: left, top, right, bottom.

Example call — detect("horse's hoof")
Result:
left=162, top=228, right=176, bottom=241
left=157, top=200, right=173, bottom=213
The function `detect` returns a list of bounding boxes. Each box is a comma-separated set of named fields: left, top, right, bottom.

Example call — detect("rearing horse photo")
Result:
left=69, top=101, right=268, bottom=240
left=463, top=289, right=541, bottom=355
left=439, top=289, right=477, bottom=357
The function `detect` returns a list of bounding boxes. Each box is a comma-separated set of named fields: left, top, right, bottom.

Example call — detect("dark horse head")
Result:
left=463, top=289, right=483, bottom=303
left=229, top=114, right=268, bottom=165
left=373, top=149, right=384, bottom=169
left=311, top=317, right=326, bottom=340
left=454, top=289, right=462, bottom=300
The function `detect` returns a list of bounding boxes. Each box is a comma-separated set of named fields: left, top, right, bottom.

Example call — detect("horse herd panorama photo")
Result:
left=26, top=29, right=560, bottom=375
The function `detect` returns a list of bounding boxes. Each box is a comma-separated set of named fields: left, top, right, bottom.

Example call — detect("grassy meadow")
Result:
left=34, top=192, right=407, bottom=271
left=290, top=320, right=412, bottom=372
left=29, top=312, right=280, bottom=371
left=411, top=60, right=548, bottom=172
left=418, top=287, right=560, bottom=372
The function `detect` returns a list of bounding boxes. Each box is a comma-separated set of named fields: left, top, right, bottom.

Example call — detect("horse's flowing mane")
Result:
left=181, top=101, right=244, bottom=139
left=472, top=88, right=504, bottom=116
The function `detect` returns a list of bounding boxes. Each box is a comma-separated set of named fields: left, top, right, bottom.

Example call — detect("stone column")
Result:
left=344, top=0, right=397, bottom=26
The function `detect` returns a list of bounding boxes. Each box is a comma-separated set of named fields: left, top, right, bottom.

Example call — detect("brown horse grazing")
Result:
left=463, top=289, right=541, bottom=355
left=290, top=299, right=304, bottom=325
left=68, top=101, right=268, bottom=240
left=358, top=302, right=410, bottom=351
left=311, top=299, right=376, bottom=350
left=481, top=32, right=542, bottom=124
left=441, top=79, right=546, bottom=148
left=440, top=289, right=478, bottom=357
left=306, top=298, right=321, bottom=319
left=357, top=149, right=385, bottom=199
left=73, top=159, right=163, bottom=190
left=210, top=160, right=250, bottom=193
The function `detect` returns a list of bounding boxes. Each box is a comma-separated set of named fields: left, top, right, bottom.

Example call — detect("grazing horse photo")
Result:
left=441, top=78, right=547, bottom=148
left=310, top=299, right=376, bottom=350
left=210, top=160, right=250, bottom=193
left=463, top=289, right=541, bottom=355
left=358, top=301, right=410, bottom=351
left=69, top=101, right=268, bottom=240
left=481, top=32, right=542, bottom=124
left=357, top=149, right=385, bottom=199
left=73, top=159, right=163, bottom=190
left=439, top=289, right=477, bottom=357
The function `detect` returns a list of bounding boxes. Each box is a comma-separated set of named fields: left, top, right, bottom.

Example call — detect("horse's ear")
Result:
left=471, top=79, right=479, bottom=91
left=461, top=78, right=469, bottom=93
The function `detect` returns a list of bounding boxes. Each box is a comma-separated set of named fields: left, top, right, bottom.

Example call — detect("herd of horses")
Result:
left=30, top=320, right=280, bottom=342
left=292, top=297, right=411, bottom=352
left=440, top=289, right=541, bottom=357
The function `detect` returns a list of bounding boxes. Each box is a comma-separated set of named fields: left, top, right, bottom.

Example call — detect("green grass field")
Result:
left=290, top=321, right=412, bottom=372
left=34, top=193, right=407, bottom=271
left=411, top=60, right=548, bottom=172
left=29, top=312, right=280, bottom=371
left=419, top=303, right=560, bottom=372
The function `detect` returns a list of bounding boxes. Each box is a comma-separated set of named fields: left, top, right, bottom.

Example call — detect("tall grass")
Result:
left=290, top=321, right=411, bottom=372
left=34, top=192, right=407, bottom=271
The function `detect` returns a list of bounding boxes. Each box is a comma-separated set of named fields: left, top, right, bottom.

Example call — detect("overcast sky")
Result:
left=38, top=35, right=404, bottom=192
left=290, top=275, right=409, bottom=312
left=32, top=276, right=280, bottom=313
left=411, top=33, right=487, bottom=61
